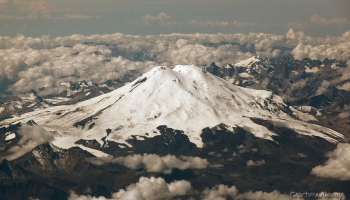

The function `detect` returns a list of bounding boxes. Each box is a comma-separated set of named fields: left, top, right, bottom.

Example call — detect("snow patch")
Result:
left=77, top=145, right=110, bottom=157
left=44, top=97, right=71, bottom=104
left=234, top=56, right=260, bottom=67
left=20, top=93, right=36, bottom=101
left=60, top=82, right=71, bottom=87
left=238, top=72, right=253, bottom=78
left=5, top=132, right=16, bottom=141
left=305, top=66, right=319, bottom=73
left=331, top=63, right=339, bottom=69
left=28, top=103, right=36, bottom=107
left=15, top=103, right=23, bottom=109
left=289, top=106, right=318, bottom=122
left=225, top=64, right=233, bottom=69
left=32, top=150, right=45, bottom=166
left=291, top=71, right=299, bottom=75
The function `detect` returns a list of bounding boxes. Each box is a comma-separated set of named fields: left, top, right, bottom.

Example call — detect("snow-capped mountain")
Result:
left=233, top=55, right=264, bottom=68
left=1, top=65, right=344, bottom=151
left=1, top=64, right=349, bottom=200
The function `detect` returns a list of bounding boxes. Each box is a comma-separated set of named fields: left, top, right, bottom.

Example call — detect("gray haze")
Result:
left=0, top=0, right=349, bottom=37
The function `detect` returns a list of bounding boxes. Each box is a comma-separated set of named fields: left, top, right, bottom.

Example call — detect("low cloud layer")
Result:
left=69, top=176, right=191, bottom=200
left=69, top=181, right=294, bottom=200
left=0, top=29, right=349, bottom=96
left=187, top=20, right=255, bottom=28
left=311, top=143, right=350, bottom=180
left=69, top=180, right=346, bottom=200
left=2, top=124, right=54, bottom=161
left=133, top=12, right=181, bottom=27
left=310, top=14, right=350, bottom=26
left=89, top=154, right=209, bottom=174
left=202, top=184, right=238, bottom=200
left=202, top=184, right=296, bottom=200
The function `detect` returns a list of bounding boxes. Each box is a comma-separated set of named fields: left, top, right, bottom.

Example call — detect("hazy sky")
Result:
left=1, top=0, right=350, bottom=37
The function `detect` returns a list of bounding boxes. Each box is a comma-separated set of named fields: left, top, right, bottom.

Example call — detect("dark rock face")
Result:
left=0, top=143, right=99, bottom=200
left=127, top=125, right=198, bottom=156
left=1, top=123, right=348, bottom=200
left=207, top=62, right=220, bottom=76
left=294, top=94, right=332, bottom=109
left=0, top=123, right=21, bottom=153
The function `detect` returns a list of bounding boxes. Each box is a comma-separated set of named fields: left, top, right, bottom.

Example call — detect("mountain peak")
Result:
left=234, top=55, right=261, bottom=67
left=1, top=65, right=344, bottom=150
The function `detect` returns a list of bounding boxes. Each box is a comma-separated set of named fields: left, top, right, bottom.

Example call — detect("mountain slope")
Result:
left=206, top=56, right=350, bottom=138
left=0, top=65, right=344, bottom=150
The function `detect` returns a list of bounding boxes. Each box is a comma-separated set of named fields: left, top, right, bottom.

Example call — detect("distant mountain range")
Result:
left=206, top=56, right=350, bottom=138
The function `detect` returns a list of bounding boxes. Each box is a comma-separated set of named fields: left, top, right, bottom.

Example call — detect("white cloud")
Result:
left=68, top=176, right=191, bottom=200
left=1, top=30, right=350, bottom=96
left=297, top=153, right=307, bottom=158
left=114, top=177, right=191, bottom=200
left=202, top=184, right=238, bottom=200
left=202, top=184, right=295, bottom=200
left=292, top=42, right=350, bottom=61
left=0, top=0, right=97, bottom=20
left=187, top=20, right=255, bottom=28
left=1, top=124, right=54, bottom=161
left=133, top=12, right=181, bottom=27
left=288, top=28, right=350, bottom=60
left=310, top=14, right=350, bottom=26
left=61, top=15, right=101, bottom=20
left=246, top=159, right=265, bottom=167
left=0, top=14, right=101, bottom=20
left=316, top=80, right=332, bottom=95
left=311, top=143, right=350, bottom=180
left=69, top=181, right=345, bottom=200
left=339, top=112, right=350, bottom=119
left=231, top=20, right=255, bottom=28
left=316, top=65, right=350, bottom=94
left=235, top=190, right=297, bottom=200
left=288, top=79, right=308, bottom=96
left=0, top=14, right=29, bottom=20
left=0, top=0, right=55, bottom=19
left=287, top=21, right=308, bottom=30
left=89, top=154, right=209, bottom=174
left=337, top=82, right=350, bottom=91
left=251, top=148, right=258, bottom=153
left=0, top=44, right=156, bottom=94
left=187, top=20, right=230, bottom=28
